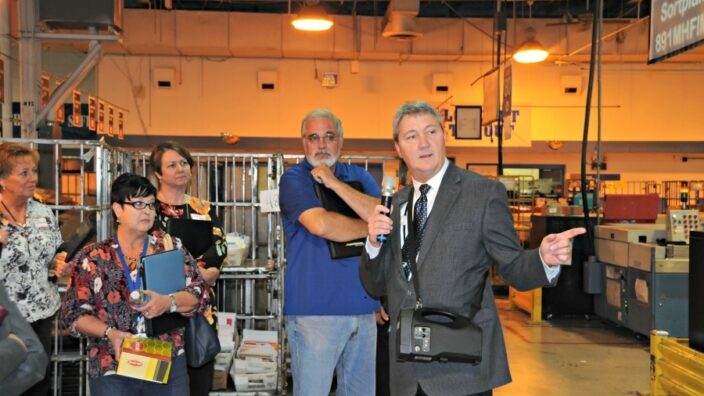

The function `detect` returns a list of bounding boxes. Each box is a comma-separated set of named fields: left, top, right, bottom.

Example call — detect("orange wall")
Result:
left=97, top=55, right=704, bottom=144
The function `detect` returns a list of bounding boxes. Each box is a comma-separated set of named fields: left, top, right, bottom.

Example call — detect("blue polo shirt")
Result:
left=280, top=159, right=381, bottom=315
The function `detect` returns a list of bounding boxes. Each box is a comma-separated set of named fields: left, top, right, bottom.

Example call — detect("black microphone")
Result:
left=376, top=175, right=396, bottom=242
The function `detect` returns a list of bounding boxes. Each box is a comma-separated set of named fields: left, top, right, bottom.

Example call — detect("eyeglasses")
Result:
left=121, top=201, right=156, bottom=211
left=303, top=132, right=338, bottom=144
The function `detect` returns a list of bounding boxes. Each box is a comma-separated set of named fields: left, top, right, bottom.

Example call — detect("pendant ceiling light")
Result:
left=512, top=27, right=549, bottom=64
left=292, top=3, right=333, bottom=32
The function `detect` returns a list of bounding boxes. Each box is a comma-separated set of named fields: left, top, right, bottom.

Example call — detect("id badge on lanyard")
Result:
left=116, top=236, right=149, bottom=336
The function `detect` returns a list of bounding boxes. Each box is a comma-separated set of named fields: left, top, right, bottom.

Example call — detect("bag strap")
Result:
left=404, top=187, right=488, bottom=318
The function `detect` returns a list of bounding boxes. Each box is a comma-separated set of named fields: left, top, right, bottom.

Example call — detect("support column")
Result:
left=18, top=0, right=40, bottom=138
left=0, top=0, right=12, bottom=137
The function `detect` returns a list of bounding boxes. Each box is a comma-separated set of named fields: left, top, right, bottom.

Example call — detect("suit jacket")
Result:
left=360, top=163, right=557, bottom=396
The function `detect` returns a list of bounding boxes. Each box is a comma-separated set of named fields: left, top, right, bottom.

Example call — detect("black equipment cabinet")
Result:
left=691, top=231, right=704, bottom=353
left=529, top=215, right=597, bottom=319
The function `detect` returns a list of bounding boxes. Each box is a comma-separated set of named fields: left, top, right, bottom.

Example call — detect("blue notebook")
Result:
left=140, top=249, right=187, bottom=295
left=140, top=249, right=188, bottom=335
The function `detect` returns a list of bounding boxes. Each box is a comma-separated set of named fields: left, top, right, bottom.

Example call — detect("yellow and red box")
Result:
left=117, top=337, right=173, bottom=384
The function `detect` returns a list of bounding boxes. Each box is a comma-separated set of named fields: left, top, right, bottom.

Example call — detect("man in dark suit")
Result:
left=360, top=100, right=585, bottom=396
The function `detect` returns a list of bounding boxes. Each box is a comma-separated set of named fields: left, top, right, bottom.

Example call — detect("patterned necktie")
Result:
left=414, top=184, right=431, bottom=248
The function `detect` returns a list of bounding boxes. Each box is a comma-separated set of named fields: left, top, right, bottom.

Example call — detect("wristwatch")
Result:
left=103, top=326, right=114, bottom=339
left=168, top=293, right=178, bottom=313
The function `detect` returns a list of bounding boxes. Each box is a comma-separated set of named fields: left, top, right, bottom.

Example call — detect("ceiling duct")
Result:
left=382, top=0, right=422, bottom=40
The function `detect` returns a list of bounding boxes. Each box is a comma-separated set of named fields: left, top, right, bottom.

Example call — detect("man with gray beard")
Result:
left=279, top=109, right=381, bottom=395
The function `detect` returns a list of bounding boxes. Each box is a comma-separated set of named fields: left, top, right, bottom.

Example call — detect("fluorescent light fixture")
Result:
left=292, top=5, right=333, bottom=31
left=512, top=27, right=549, bottom=64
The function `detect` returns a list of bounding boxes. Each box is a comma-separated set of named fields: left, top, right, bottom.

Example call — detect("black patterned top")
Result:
left=153, top=194, right=227, bottom=271
left=60, top=230, right=209, bottom=378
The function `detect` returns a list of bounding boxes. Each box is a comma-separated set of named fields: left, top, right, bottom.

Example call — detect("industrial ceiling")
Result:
left=124, top=0, right=650, bottom=20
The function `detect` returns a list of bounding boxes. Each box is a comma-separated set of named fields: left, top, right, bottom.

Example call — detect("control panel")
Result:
left=666, top=209, right=703, bottom=243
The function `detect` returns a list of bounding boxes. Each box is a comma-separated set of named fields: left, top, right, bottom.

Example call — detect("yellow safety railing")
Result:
left=650, top=330, right=704, bottom=396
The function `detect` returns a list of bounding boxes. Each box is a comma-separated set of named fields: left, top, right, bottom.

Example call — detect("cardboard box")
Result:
left=667, top=244, right=689, bottom=259
left=595, top=224, right=666, bottom=243
left=596, top=224, right=667, bottom=267
left=211, top=351, right=234, bottom=391
left=628, top=243, right=666, bottom=272
left=596, top=238, right=629, bottom=267
left=653, top=258, right=689, bottom=273
left=116, top=337, right=172, bottom=384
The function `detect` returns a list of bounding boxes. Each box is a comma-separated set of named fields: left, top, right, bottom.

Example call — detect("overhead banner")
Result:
left=482, top=68, right=499, bottom=126
left=72, top=90, right=82, bottom=127
left=117, top=111, right=124, bottom=140
left=649, top=0, right=704, bottom=63
left=88, top=96, right=97, bottom=131
left=108, top=105, right=114, bottom=137
left=41, top=75, right=50, bottom=108
left=502, top=63, right=512, bottom=119
left=55, top=81, right=65, bottom=123
left=98, top=100, right=105, bottom=133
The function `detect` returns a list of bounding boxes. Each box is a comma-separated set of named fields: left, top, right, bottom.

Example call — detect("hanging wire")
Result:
left=579, top=0, right=603, bottom=255
left=595, top=0, right=603, bottom=225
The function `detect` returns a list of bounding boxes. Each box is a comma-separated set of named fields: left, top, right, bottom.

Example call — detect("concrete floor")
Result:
left=494, top=298, right=651, bottom=396
left=291, top=297, right=652, bottom=396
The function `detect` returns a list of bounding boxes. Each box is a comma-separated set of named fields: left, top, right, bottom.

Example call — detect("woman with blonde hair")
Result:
left=0, top=143, right=68, bottom=395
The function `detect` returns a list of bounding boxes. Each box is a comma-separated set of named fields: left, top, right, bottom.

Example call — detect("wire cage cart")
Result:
left=601, top=180, right=661, bottom=196
left=496, top=175, right=535, bottom=247
left=662, top=180, right=704, bottom=210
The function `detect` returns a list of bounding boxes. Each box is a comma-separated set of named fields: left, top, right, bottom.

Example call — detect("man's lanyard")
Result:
left=115, top=236, right=149, bottom=292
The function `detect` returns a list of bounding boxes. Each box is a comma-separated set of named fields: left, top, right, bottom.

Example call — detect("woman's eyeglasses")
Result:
left=303, top=132, right=338, bottom=144
left=121, top=201, right=156, bottom=210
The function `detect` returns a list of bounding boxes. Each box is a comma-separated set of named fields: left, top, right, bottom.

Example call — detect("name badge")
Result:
left=190, top=213, right=211, bottom=221
left=32, top=217, right=50, bottom=229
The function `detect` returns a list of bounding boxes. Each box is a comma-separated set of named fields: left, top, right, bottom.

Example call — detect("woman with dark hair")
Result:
left=150, top=141, right=227, bottom=396
left=61, top=173, right=209, bottom=395
left=0, top=143, right=68, bottom=396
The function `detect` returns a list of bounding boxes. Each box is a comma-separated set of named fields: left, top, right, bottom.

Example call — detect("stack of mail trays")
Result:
left=230, top=329, right=279, bottom=391
left=211, top=312, right=238, bottom=390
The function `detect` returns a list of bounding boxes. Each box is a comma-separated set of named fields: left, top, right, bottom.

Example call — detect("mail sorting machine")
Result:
left=1, top=137, right=131, bottom=396
left=130, top=152, right=399, bottom=394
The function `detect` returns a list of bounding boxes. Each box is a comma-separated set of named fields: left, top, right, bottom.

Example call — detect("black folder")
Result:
left=140, top=249, right=188, bottom=336
left=166, top=217, right=213, bottom=258
left=313, top=181, right=366, bottom=259
left=58, top=215, right=97, bottom=261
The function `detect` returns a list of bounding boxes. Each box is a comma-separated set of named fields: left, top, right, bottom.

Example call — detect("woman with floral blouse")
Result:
left=149, top=141, right=227, bottom=396
left=0, top=143, right=69, bottom=396
left=61, top=173, right=209, bottom=395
